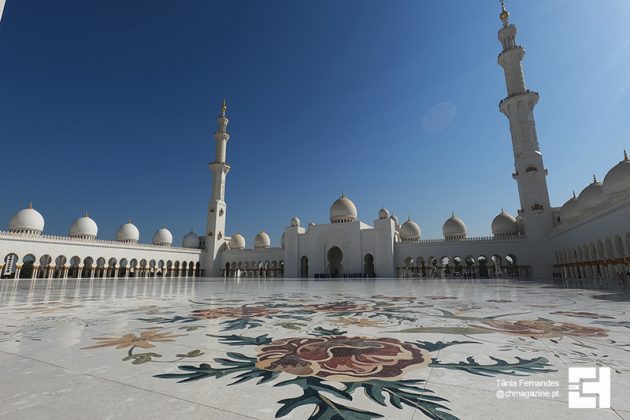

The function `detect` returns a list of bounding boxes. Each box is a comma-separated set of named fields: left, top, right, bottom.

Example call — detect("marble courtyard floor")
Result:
left=0, top=278, right=628, bottom=420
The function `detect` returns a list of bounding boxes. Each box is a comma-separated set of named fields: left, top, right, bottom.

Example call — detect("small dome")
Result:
left=290, top=217, right=300, bottom=227
left=389, top=214, right=399, bottom=226
left=229, top=233, right=245, bottom=250
left=399, top=217, right=421, bottom=242
left=330, top=194, right=358, bottom=223
left=8, top=204, right=45, bottom=234
left=254, top=230, right=270, bottom=249
left=152, top=227, right=173, bottom=246
left=559, top=192, right=580, bottom=223
left=603, top=151, right=630, bottom=196
left=378, top=208, right=390, bottom=220
left=443, top=213, right=467, bottom=240
left=308, top=222, right=316, bottom=227
left=116, top=220, right=139, bottom=243
left=577, top=176, right=605, bottom=210
left=69, top=213, right=98, bottom=239
left=491, top=209, right=519, bottom=237
left=182, top=231, right=200, bottom=248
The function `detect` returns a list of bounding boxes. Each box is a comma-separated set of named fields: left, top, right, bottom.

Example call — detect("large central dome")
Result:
left=329, top=194, right=358, bottom=223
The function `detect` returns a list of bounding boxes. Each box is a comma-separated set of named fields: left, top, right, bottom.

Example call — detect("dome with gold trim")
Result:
left=399, top=217, right=421, bottom=242
left=8, top=203, right=45, bottom=235
left=116, top=219, right=140, bottom=243
left=491, top=209, right=518, bottom=237
left=254, top=230, right=270, bottom=249
left=69, top=213, right=98, bottom=239
left=152, top=227, right=173, bottom=246
left=229, top=233, right=245, bottom=250
left=603, top=150, right=630, bottom=196
left=443, top=213, right=467, bottom=240
left=330, top=194, right=358, bottom=223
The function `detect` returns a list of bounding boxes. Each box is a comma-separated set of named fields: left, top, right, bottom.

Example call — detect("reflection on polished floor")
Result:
left=0, top=278, right=628, bottom=420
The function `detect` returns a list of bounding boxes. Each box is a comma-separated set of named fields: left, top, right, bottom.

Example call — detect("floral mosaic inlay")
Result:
left=2, top=279, right=629, bottom=419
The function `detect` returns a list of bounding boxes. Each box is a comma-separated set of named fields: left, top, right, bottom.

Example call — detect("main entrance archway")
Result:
left=300, top=256, right=309, bottom=278
left=364, top=254, right=375, bottom=277
left=327, top=246, right=343, bottom=277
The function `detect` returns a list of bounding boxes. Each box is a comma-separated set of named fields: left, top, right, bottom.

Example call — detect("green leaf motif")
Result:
left=175, top=349, right=205, bottom=358
left=138, top=316, right=198, bottom=324
left=178, top=325, right=204, bottom=332
left=395, top=326, right=489, bottom=335
left=154, top=353, right=268, bottom=385
left=434, top=309, right=530, bottom=321
left=220, top=318, right=264, bottom=331
left=413, top=340, right=480, bottom=352
left=123, top=352, right=162, bottom=365
left=231, top=368, right=279, bottom=385
left=275, top=377, right=352, bottom=401
left=273, top=314, right=311, bottom=321
left=277, top=321, right=308, bottom=330
left=309, top=327, right=347, bottom=336
left=275, top=377, right=381, bottom=420
left=207, top=333, right=272, bottom=346
left=429, top=356, right=556, bottom=377
left=345, top=380, right=458, bottom=420
left=371, top=308, right=417, bottom=322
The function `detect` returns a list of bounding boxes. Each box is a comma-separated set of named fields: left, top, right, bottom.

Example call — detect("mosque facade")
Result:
left=1, top=5, right=629, bottom=281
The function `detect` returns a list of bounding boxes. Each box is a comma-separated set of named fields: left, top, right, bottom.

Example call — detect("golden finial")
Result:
left=84, top=211, right=89, bottom=217
left=220, top=98, right=227, bottom=117
left=624, top=149, right=628, bottom=161
left=128, top=218, right=132, bottom=223
left=500, top=0, right=510, bottom=26
left=592, top=173, right=597, bottom=183
left=572, top=190, right=576, bottom=199
left=28, top=201, right=33, bottom=209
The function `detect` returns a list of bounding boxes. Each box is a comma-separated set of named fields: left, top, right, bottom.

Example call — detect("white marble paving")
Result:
left=0, top=278, right=628, bottom=419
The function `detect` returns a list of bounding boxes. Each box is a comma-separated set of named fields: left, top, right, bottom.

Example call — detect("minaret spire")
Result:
left=497, top=3, right=553, bottom=275
left=204, top=98, right=233, bottom=276
left=499, top=1, right=510, bottom=27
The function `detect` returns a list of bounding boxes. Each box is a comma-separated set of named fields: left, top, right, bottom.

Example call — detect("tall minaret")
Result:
left=497, top=2, right=553, bottom=237
left=203, top=99, right=230, bottom=276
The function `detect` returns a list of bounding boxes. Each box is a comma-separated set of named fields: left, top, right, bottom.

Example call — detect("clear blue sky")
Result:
left=1, top=0, right=629, bottom=246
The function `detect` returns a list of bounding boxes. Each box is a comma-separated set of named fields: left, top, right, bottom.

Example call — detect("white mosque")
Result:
left=1, top=5, right=629, bottom=281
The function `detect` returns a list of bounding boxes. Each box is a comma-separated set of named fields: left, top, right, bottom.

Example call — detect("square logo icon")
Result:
left=568, top=367, right=611, bottom=408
